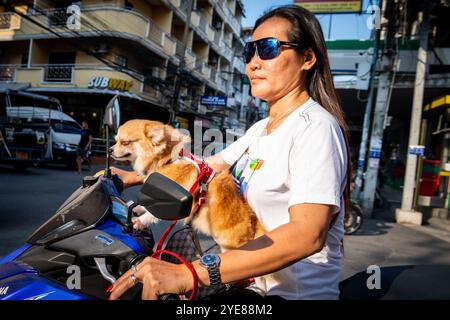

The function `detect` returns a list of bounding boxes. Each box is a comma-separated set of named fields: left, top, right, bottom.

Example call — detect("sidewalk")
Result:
left=342, top=184, right=450, bottom=281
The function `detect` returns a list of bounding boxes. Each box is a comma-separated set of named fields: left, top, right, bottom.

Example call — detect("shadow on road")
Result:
left=345, top=218, right=392, bottom=237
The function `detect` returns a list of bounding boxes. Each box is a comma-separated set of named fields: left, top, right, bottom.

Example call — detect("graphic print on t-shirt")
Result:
left=232, top=151, right=264, bottom=201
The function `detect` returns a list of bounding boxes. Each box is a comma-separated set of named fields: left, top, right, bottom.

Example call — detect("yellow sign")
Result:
left=295, top=0, right=362, bottom=13
left=88, top=76, right=133, bottom=91
left=424, top=95, right=450, bottom=112
left=176, top=116, right=190, bottom=130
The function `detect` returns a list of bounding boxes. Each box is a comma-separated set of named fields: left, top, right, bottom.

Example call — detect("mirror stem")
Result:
left=105, top=124, right=111, bottom=178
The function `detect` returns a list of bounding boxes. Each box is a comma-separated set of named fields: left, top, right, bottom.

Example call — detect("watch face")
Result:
left=201, top=254, right=220, bottom=266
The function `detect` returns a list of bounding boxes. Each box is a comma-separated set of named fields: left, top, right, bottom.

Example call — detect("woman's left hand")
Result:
left=108, top=257, right=193, bottom=300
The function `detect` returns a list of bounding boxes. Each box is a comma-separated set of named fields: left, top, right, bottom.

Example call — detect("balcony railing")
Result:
left=213, top=30, right=222, bottom=46
left=233, top=56, right=245, bottom=74
left=216, top=1, right=241, bottom=36
left=234, top=90, right=242, bottom=105
left=44, top=64, right=73, bottom=83
left=0, top=63, right=152, bottom=94
left=175, top=39, right=185, bottom=59
left=0, top=65, right=16, bottom=82
left=148, top=21, right=164, bottom=46
left=198, top=13, right=208, bottom=33
left=220, top=42, right=233, bottom=62
left=180, top=0, right=190, bottom=16
left=17, top=5, right=177, bottom=63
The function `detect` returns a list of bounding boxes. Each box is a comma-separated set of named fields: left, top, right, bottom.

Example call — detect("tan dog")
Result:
left=111, top=119, right=266, bottom=251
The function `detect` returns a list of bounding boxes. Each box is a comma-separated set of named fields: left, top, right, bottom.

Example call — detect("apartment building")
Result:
left=0, top=0, right=247, bottom=134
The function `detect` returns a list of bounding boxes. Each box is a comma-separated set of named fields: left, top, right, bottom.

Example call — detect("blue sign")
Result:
left=357, top=159, right=365, bottom=169
left=409, top=145, right=425, bottom=156
left=201, top=95, right=227, bottom=107
left=369, top=148, right=382, bottom=159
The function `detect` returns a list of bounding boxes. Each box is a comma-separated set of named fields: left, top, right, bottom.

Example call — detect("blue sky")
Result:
left=241, top=0, right=378, bottom=40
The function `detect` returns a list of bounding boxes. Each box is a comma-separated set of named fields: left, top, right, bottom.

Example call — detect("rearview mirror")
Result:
left=103, top=95, right=121, bottom=134
left=138, top=173, right=193, bottom=220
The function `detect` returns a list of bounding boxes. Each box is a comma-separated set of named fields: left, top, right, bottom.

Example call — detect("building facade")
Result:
left=0, top=0, right=247, bottom=135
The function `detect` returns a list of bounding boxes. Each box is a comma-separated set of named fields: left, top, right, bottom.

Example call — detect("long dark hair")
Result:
left=253, top=5, right=352, bottom=221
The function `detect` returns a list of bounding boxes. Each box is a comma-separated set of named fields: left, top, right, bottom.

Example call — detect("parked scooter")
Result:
left=345, top=172, right=364, bottom=235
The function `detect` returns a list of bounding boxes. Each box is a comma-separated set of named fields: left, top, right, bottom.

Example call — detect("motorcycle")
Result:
left=344, top=173, right=364, bottom=235
left=0, top=96, right=194, bottom=300
left=344, top=200, right=364, bottom=235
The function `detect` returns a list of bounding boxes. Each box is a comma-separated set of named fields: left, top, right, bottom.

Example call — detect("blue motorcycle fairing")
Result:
left=0, top=265, right=91, bottom=300
left=97, top=220, right=144, bottom=255
left=0, top=261, right=36, bottom=282
left=0, top=244, right=32, bottom=264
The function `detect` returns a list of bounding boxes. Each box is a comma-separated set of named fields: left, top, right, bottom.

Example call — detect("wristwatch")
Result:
left=199, top=253, right=222, bottom=287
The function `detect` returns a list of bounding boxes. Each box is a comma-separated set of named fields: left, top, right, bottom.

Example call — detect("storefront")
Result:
left=417, top=95, right=450, bottom=209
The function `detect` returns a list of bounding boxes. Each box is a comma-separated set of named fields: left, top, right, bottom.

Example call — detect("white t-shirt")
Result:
left=220, top=98, right=347, bottom=300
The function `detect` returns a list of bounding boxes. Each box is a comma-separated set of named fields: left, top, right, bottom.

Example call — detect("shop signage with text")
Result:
left=88, top=76, right=133, bottom=91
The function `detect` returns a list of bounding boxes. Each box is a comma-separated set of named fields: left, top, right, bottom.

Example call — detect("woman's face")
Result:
left=246, top=17, right=310, bottom=103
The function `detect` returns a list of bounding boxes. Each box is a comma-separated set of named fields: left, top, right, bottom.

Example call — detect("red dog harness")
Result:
left=155, top=150, right=215, bottom=253
left=179, top=149, right=216, bottom=207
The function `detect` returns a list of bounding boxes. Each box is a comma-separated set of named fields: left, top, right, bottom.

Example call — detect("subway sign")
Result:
left=88, top=76, right=133, bottom=91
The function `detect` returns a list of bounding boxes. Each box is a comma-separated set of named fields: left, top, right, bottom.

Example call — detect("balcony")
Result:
left=190, top=11, right=213, bottom=44
left=0, top=5, right=179, bottom=64
left=213, top=30, right=222, bottom=47
left=215, top=2, right=241, bottom=36
left=215, top=72, right=228, bottom=94
left=193, top=55, right=212, bottom=80
left=233, top=56, right=245, bottom=75
left=219, top=41, right=233, bottom=62
left=234, top=89, right=242, bottom=105
left=0, top=64, right=144, bottom=94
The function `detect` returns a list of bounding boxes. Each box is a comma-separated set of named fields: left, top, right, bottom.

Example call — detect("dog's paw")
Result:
left=132, top=209, right=160, bottom=229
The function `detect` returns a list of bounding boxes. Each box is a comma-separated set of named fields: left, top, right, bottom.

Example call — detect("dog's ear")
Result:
left=144, top=123, right=166, bottom=146
left=166, top=125, right=191, bottom=145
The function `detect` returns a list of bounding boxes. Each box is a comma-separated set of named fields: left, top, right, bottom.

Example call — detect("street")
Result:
left=2, top=163, right=450, bottom=289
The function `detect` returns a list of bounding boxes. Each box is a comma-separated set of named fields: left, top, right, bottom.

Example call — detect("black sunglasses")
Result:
left=243, top=37, right=306, bottom=64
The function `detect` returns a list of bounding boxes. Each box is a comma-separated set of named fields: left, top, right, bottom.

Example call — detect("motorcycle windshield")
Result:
left=27, top=177, right=110, bottom=245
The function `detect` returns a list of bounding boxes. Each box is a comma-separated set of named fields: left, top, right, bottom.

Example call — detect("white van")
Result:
left=6, top=106, right=82, bottom=164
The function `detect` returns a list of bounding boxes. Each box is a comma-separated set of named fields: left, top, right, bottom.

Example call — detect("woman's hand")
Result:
left=110, top=167, right=144, bottom=189
left=108, top=257, right=193, bottom=300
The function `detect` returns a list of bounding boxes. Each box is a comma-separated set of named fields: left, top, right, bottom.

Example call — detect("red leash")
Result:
left=151, top=152, right=214, bottom=300
left=151, top=249, right=198, bottom=300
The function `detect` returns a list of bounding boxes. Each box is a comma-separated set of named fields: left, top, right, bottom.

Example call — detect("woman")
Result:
left=109, top=5, right=351, bottom=300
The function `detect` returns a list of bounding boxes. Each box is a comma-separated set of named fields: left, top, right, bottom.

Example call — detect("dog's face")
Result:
left=111, top=119, right=190, bottom=174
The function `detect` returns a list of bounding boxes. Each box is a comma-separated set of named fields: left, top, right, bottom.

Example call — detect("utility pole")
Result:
left=353, top=13, right=382, bottom=201
left=361, top=0, right=397, bottom=217
left=396, top=3, right=432, bottom=225
left=168, top=0, right=194, bottom=125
